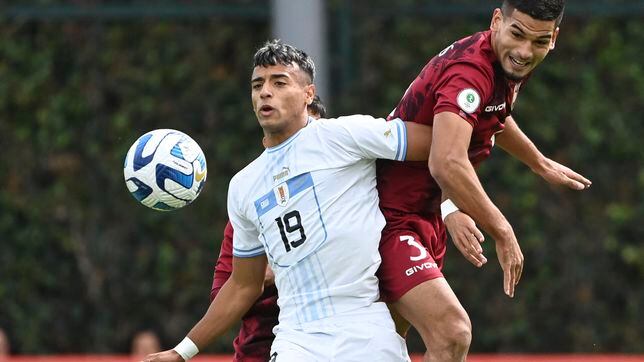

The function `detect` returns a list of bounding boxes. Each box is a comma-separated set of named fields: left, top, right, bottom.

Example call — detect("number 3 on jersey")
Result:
left=275, top=210, right=307, bottom=252
left=400, top=235, right=427, bottom=261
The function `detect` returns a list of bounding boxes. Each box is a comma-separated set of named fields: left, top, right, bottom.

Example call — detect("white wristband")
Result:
left=440, top=199, right=459, bottom=221
left=173, top=337, right=199, bottom=361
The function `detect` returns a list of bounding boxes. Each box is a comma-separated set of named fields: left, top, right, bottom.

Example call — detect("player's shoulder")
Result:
left=312, top=114, right=381, bottom=132
left=311, top=115, right=388, bottom=142
left=310, top=114, right=376, bottom=128
left=453, top=31, right=494, bottom=61
left=441, top=31, right=496, bottom=74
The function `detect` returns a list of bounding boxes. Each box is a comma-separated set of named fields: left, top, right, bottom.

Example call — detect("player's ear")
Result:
left=490, top=8, right=503, bottom=31
left=549, top=27, right=560, bottom=50
left=305, top=83, right=315, bottom=105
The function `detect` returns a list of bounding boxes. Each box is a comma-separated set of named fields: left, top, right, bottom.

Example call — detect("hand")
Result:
left=495, top=227, right=524, bottom=298
left=536, top=158, right=591, bottom=190
left=263, top=265, right=275, bottom=287
left=444, top=211, right=487, bottom=267
left=141, top=350, right=184, bottom=362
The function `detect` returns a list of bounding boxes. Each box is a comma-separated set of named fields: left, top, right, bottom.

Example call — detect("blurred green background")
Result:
left=0, top=0, right=642, bottom=355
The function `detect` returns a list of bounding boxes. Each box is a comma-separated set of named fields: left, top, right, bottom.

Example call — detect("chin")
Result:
left=505, top=73, right=525, bottom=82
left=502, top=67, right=528, bottom=81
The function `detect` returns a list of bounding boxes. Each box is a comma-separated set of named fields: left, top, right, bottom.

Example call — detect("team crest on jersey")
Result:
left=457, top=88, right=481, bottom=114
left=274, top=182, right=290, bottom=207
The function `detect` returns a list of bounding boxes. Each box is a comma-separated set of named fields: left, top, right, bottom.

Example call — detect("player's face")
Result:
left=251, top=63, right=314, bottom=137
left=491, top=8, right=559, bottom=81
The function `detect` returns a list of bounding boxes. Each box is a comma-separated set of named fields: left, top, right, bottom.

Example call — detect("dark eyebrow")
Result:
left=251, top=73, right=290, bottom=83
left=510, top=24, right=553, bottom=40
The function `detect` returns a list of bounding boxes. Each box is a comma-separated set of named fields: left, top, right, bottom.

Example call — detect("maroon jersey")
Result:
left=211, top=221, right=279, bottom=362
left=378, top=30, right=526, bottom=215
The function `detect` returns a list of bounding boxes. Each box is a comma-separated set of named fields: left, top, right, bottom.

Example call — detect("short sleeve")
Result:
left=227, top=180, right=265, bottom=258
left=433, top=62, right=494, bottom=127
left=211, top=221, right=234, bottom=302
left=318, top=116, right=408, bottom=161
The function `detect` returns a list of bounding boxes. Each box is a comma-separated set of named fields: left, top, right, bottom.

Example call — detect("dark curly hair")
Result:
left=253, top=39, right=315, bottom=84
left=308, top=95, right=327, bottom=119
left=502, top=0, right=565, bottom=26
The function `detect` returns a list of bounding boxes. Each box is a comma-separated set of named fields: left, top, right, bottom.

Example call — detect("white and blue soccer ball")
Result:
left=123, top=129, right=207, bottom=211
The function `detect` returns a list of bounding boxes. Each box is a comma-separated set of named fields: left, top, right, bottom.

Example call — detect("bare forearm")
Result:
left=431, top=112, right=523, bottom=297
left=495, top=116, right=546, bottom=173
left=187, top=278, right=263, bottom=350
left=431, top=158, right=512, bottom=241
left=403, top=121, right=432, bottom=161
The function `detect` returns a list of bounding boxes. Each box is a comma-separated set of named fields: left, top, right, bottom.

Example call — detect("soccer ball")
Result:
left=123, top=129, right=207, bottom=211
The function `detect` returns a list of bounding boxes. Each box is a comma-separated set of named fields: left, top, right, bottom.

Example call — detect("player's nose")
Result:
left=515, top=41, right=533, bottom=61
left=260, top=83, right=273, bottom=98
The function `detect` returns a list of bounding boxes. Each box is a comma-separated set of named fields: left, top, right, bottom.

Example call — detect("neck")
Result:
left=490, top=30, right=501, bottom=62
left=262, top=115, right=309, bottom=148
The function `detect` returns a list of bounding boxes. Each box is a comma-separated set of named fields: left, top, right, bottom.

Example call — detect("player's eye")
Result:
left=535, top=40, right=550, bottom=47
left=511, top=32, right=522, bottom=39
left=275, top=81, right=287, bottom=87
left=252, top=83, right=262, bottom=90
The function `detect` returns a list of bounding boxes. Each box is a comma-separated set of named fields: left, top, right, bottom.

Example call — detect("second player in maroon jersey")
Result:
left=376, top=2, right=591, bottom=361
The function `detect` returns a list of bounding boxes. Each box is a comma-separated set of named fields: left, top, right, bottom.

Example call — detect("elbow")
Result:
left=255, top=283, right=265, bottom=299
left=236, top=278, right=263, bottom=297
left=246, top=281, right=265, bottom=301
left=429, top=154, right=467, bottom=188
left=429, top=155, right=452, bottom=186
left=428, top=157, right=443, bottom=183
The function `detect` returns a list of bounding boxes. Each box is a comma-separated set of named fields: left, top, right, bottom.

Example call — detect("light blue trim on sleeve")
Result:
left=233, top=245, right=266, bottom=258
left=400, top=121, right=408, bottom=161
left=394, top=120, right=401, bottom=161
left=392, top=118, right=408, bottom=161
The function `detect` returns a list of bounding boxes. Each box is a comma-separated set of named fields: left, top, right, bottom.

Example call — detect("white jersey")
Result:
left=228, top=115, right=407, bottom=328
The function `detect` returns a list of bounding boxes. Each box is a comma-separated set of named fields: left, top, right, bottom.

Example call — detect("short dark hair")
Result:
left=253, top=39, right=316, bottom=84
left=308, top=95, right=327, bottom=118
left=502, top=0, right=565, bottom=27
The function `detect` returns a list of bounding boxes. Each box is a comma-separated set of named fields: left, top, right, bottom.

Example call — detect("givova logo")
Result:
left=484, top=103, right=506, bottom=113
left=405, top=261, right=439, bottom=276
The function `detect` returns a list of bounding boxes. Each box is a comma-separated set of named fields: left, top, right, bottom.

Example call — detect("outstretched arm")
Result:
left=402, top=121, right=433, bottom=161
left=495, top=116, right=591, bottom=190
left=142, top=255, right=267, bottom=362
left=429, top=111, right=523, bottom=298
left=188, top=255, right=267, bottom=348
left=211, top=222, right=274, bottom=303
left=404, top=121, right=489, bottom=268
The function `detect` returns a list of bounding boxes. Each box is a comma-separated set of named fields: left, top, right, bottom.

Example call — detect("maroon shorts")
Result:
left=377, top=209, right=447, bottom=303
